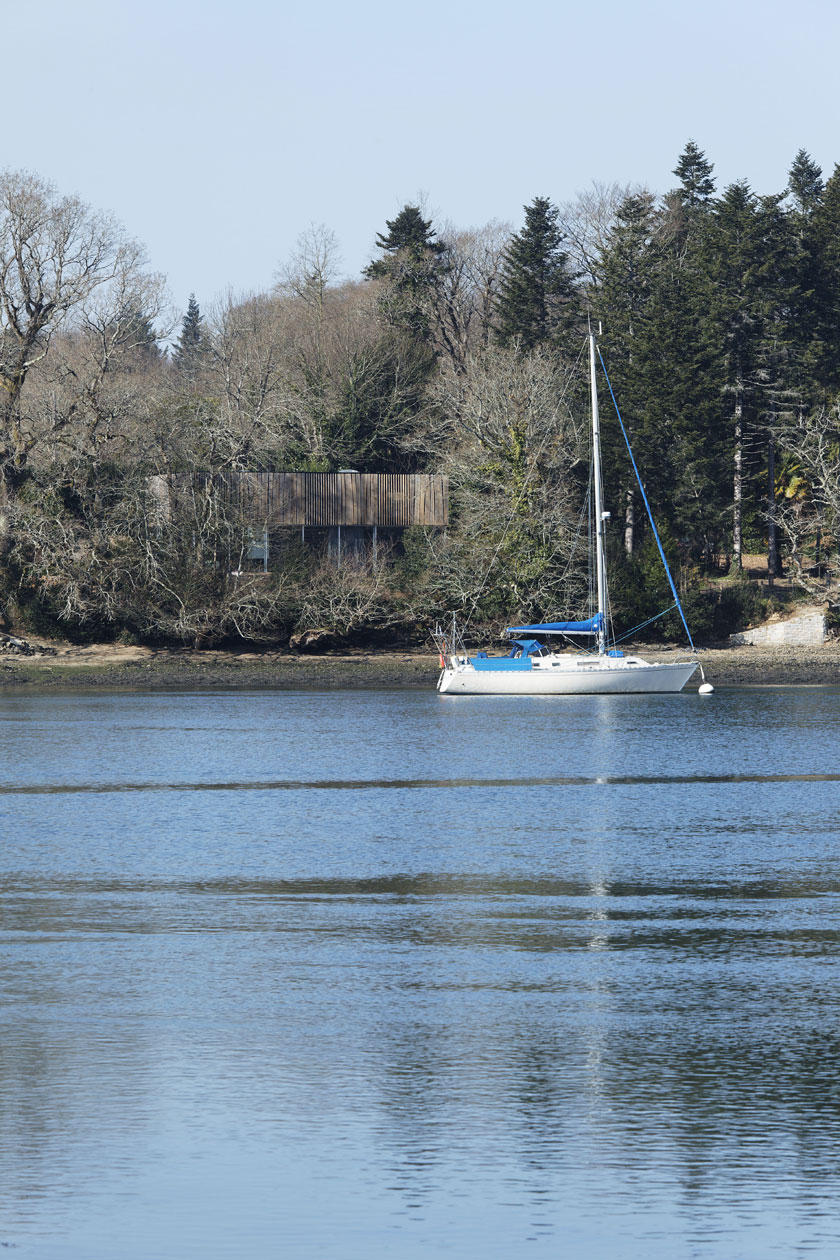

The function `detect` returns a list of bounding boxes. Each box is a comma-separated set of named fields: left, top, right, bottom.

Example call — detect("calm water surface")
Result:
left=1, top=685, right=839, bottom=1259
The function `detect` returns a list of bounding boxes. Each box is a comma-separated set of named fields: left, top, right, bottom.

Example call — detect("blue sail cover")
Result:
left=506, top=614, right=603, bottom=637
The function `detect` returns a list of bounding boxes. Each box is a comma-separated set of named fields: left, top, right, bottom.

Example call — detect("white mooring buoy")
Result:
left=698, top=682, right=714, bottom=695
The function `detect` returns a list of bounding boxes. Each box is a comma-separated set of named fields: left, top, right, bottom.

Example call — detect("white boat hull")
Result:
left=438, top=656, right=698, bottom=695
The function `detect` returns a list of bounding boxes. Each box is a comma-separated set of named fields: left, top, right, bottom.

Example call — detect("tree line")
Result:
left=0, top=143, right=838, bottom=648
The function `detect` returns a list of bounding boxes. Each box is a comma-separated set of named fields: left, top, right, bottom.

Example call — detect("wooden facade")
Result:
left=217, top=472, right=448, bottom=529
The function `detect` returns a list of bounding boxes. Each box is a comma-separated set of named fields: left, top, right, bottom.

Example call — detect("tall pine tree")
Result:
left=672, top=140, right=716, bottom=211
left=805, top=164, right=840, bottom=396
left=698, top=181, right=803, bottom=571
left=596, top=192, right=658, bottom=555
left=748, top=194, right=803, bottom=578
left=495, top=197, right=580, bottom=352
left=116, top=306, right=161, bottom=369
left=364, top=205, right=447, bottom=339
left=620, top=145, right=724, bottom=567
left=787, top=149, right=824, bottom=216
left=784, top=150, right=826, bottom=406
left=365, top=205, right=445, bottom=273
left=173, top=294, right=204, bottom=372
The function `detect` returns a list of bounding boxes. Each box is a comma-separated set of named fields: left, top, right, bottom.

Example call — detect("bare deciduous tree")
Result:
left=296, top=550, right=404, bottom=637
left=427, top=221, right=511, bottom=370
left=11, top=472, right=300, bottom=645
left=557, top=180, right=646, bottom=290
left=0, top=172, right=134, bottom=459
left=23, top=258, right=168, bottom=474
left=0, top=169, right=149, bottom=551
left=419, top=345, right=590, bottom=631
left=776, top=405, right=840, bottom=603
left=202, top=292, right=305, bottom=468
left=277, top=223, right=342, bottom=308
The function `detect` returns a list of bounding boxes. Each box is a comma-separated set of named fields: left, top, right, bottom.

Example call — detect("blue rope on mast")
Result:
left=596, top=348, right=697, bottom=653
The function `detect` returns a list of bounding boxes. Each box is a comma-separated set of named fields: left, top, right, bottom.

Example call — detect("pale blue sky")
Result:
left=8, top=0, right=839, bottom=323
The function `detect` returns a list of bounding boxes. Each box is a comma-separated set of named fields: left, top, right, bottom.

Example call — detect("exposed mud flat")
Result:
left=0, top=642, right=438, bottom=690
left=2, top=638, right=840, bottom=690
left=687, top=643, right=840, bottom=686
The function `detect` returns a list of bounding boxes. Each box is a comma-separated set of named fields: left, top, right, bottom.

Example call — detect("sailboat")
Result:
left=434, top=331, right=701, bottom=696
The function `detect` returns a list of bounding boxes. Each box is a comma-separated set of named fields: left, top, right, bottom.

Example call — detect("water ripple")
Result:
left=1, top=770, right=839, bottom=794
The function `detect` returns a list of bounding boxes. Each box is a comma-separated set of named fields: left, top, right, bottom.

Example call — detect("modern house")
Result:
left=150, top=471, right=449, bottom=567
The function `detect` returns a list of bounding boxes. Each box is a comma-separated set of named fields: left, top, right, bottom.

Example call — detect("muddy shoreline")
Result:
left=2, top=639, right=840, bottom=690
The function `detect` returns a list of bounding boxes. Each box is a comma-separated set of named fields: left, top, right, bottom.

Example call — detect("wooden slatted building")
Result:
left=151, top=472, right=449, bottom=568
left=219, top=471, right=448, bottom=528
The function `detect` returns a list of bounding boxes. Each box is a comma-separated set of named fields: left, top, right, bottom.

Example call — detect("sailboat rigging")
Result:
left=433, top=330, right=702, bottom=696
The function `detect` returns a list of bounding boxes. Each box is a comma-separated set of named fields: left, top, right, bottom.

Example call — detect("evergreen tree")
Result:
left=749, top=194, right=804, bottom=577
left=324, top=332, right=436, bottom=472
left=365, top=205, right=445, bottom=274
left=495, top=197, right=580, bottom=352
left=117, top=306, right=161, bottom=368
left=615, top=157, right=725, bottom=567
left=699, top=182, right=803, bottom=570
left=596, top=192, right=658, bottom=554
left=784, top=151, right=826, bottom=400
left=787, top=149, right=824, bottom=215
left=672, top=140, right=716, bottom=211
left=629, top=248, right=726, bottom=565
left=173, top=294, right=205, bottom=371
left=364, top=205, right=447, bottom=339
left=805, top=164, right=840, bottom=395
left=702, top=182, right=763, bottom=566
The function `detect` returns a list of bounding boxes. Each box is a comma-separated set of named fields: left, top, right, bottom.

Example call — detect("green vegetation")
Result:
left=0, top=149, right=838, bottom=650
left=495, top=196, right=580, bottom=352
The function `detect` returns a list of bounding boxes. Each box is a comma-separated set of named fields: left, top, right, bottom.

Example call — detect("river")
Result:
left=1, top=685, right=839, bottom=1258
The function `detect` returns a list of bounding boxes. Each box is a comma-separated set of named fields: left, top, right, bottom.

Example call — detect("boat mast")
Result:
left=589, top=329, right=608, bottom=655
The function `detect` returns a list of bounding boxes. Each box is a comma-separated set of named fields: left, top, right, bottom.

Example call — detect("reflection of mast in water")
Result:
left=586, top=877, right=610, bottom=951
left=583, top=874, right=612, bottom=1110
left=580, top=698, right=619, bottom=1104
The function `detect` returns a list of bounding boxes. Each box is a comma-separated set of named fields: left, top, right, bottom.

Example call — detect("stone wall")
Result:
left=729, top=607, right=826, bottom=647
